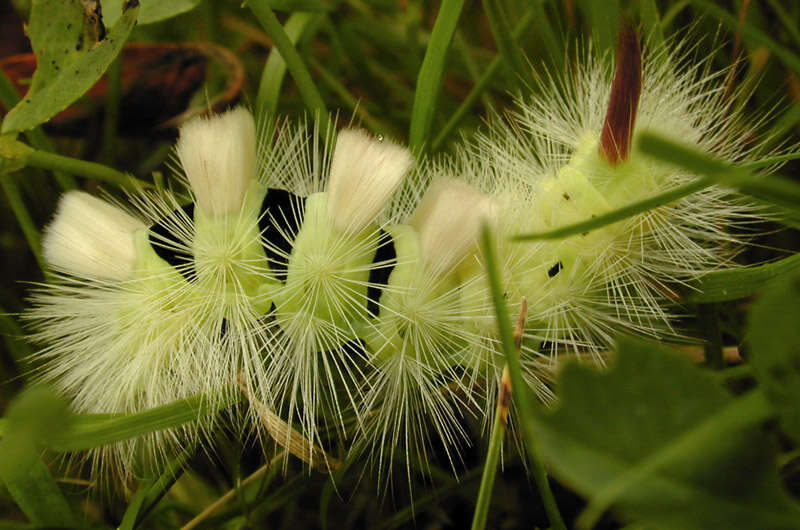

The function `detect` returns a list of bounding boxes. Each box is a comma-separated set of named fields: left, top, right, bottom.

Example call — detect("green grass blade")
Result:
left=48, top=394, right=230, bottom=451
left=765, top=0, right=800, bottom=48
left=119, top=443, right=195, bottom=529
left=375, top=468, right=481, bottom=530
left=471, top=409, right=506, bottom=530
left=255, top=12, right=317, bottom=117
left=307, top=55, right=399, bottom=138
left=480, top=224, right=566, bottom=530
left=691, top=0, right=800, bottom=77
left=639, top=0, right=665, bottom=48
left=514, top=178, right=713, bottom=241
left=638, top=132, right=800, bottom=219
left=530, top=0, right=563, bottom=67
left=118, top=479, right=152, bottom=530
left=685, top=253, right=800, bottom=303
left=481, top=0, right=531, bottom=91
left=432, top=6, right=537, bottom=151
left=408, top=0, right=466, bottom=154
left=249, top=3, right=329, bottom=133
left=0, top=451, right=76, bottom=527
left=576, top=0, right=621, bottom=52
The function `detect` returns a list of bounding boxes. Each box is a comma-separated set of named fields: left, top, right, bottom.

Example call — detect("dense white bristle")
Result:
left=327, top=129, right=412, bottom=233
left=42, top=191, right=145, bottom=281
left=176, top=106, right=257, bottom=216
left=410, top=179, right=495, bottom=276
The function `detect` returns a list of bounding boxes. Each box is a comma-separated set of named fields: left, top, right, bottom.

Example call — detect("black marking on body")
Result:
left=547, top=261, right=563, bottom=278
left=149, top=202, right=196, bottom=281
left=367, top=230, right=396, bottom=317
left=259, top=188, right=306, bottom=282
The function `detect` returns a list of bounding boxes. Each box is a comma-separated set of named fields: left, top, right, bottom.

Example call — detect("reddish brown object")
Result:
left=0, top=42, right=244, bottom=136
left=598, top=20, right=642, bottom=166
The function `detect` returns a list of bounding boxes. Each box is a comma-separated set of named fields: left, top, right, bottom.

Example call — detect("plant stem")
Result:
left=699, top=303, right=724, bottom=369
left=1, top=175, right=45, bottom=271
left=23, top=148, right=151, bottom=190
left=472, top=298, right=528, bottom=530
left=481, top=225, right=567, bottom=530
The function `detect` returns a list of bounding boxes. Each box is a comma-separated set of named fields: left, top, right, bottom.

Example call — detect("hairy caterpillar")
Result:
left=25, top=25, right=774, bottom=484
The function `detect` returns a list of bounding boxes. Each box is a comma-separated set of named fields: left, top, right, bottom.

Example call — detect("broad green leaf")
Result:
left=532, top=338, right=800, bottom=529
left=1, top=0, right=139, bottom=133
left=685, top=253, right=800, bottom=303
left=748, top=272, right=800, bottom=441
left=102, top=0, right=201, bottom=26
left=0, top=387, right=76, bottom=527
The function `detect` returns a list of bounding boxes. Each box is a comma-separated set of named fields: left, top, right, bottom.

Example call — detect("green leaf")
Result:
left=576, top=0, right=621, bottom=52
left=1, top=0, right=139, bottom=133
left=638, top=132, right=800, bottom=220
left=514, top=178, right=713, bottom=241
left=266, top=0, right=333, bottom=12
left=104, top=0, right=330, bottom=26
left=256, top=12, right=318, bottom=117
left=118, top=443, right=194, bottom=529
left=0, top=387, right=76, bottom=527
left=408, top=0, right=466, bottom=154
left=748, top=272, right=800, bottom=441
left=103, top=0, right=201, bottom=26
left=431, top=5, right=538, bottom=151
left=249, top=3, right=329, bottom=134
left=685, top=253, right=800, bottom=303
left=481, top=0, right=531, bottom=91
left=48, top=394, right=227, bottom=451
left=532, top=338, right=800, bottom=529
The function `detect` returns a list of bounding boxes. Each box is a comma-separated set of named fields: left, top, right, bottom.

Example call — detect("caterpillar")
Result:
left=24, top=25, right=774, bottom=484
